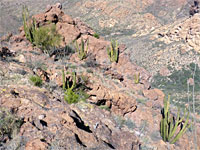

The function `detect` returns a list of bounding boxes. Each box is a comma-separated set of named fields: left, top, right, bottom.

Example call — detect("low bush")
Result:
left=33, top=24, right=61, bottom=54
left=93, top=33, right=100, bottom=39
left=0, top=109, right=23, bottom=142
left=29, top=75, right=43, bottom=87
left=64, top=88, right=79, bottom=104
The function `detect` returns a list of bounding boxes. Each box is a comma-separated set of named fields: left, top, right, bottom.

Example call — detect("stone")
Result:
left=25, top=138, right=48, bottom=150
left=38, top=114, right=46, bottom=120
left=61, top=14, right=74, bottom=24
left=56, top=22, right=80, bottom=45
left=32, top=13, right=46, bottom=27
left=153, top=89, right=165, bottom=101
left=74, top=18, right=95, bottom=35
left=111, top=92, right=137, bottom=115
left=112, top=131, right=139, bottom=150
left=143, top=89, right=158, bottom=101
left=16, top=54, right=26, bottom=63
left=55, top=3, right=62, bottom=9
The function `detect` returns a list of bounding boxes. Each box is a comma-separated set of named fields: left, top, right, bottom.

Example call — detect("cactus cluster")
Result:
left=160, top=95, right=191, bottom=144
left=22, top=6, right=37, bottom=43
left=75, top=39, right=88, bottom=60
left=62, top=70, right=79, bottom=104
left=107, top=40, right=119, bottom=63
left=22, top=6, right=61, bottom=54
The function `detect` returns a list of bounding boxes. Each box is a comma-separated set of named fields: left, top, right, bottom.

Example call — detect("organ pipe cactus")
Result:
left=160, top=95, right=191, bottom=144
left=62, top=69, right=79, bottom=104
left=75, top=38, right=88, bottom=60
left=134, top=73, right=140, bottom=84
left=62, top=69, right=76, bottom=91
left=107, top=40, right=119, bottom=63
left=22, top=6, right=37, bottom=43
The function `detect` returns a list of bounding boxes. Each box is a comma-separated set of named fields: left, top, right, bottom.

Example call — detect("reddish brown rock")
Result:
left=74, top=18, right=95, bottom=35
left=61, top=14, right=74, bottom=24
left=143, top=89, right=158, bottom=101
left=25, top=138, right=48, bottom=150
left=154, top=89, right=165, bottom=101
left=32, top=13, right=46, bottom=27
left=33, top=68, right=50, bottom=82
left=143, top=88, right=165, bottom=102
left=45, top=4, right=64, bottom=22
left=111, top=92, right=137, bottom=115
left=111, top=131, right=140, bottom=150
left=56, top=22, right=80, bottom=45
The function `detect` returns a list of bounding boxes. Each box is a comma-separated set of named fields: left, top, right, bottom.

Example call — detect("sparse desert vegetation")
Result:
left=0, top=1, right=199, bottom=150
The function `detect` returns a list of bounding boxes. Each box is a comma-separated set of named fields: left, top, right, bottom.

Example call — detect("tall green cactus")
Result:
left=22, top=6, right=37, bottom=43
left=160, top=95, right=191, bottom=144
left=62, top=70, right=79, bottom=104
left=62, top=70, right=76, bottom=91
left=75, top=38, right=88, bottom=60
left=107, top=40, right=119, bottom=63
left=134, top=73, right=140, bottom=84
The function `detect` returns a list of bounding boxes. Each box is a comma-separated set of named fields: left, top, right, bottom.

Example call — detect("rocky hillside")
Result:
left=0, top=1, right=200, bottom=150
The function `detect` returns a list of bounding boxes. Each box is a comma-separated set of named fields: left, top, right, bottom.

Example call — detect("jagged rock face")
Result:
left=0, top=85, right=140, bottom=150
left=153, top=13, right=200, bottom=53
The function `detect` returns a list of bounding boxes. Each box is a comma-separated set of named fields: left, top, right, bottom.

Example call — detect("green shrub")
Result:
left=0, top=109, right=23, bottom=142
left=74, top=38, right=88, bottom=60
left=99, top=105, right=110, bottom=111
left=93, top=33, right=100, bottom=39
left=33, top=24, right=61, bottom=54
left=76, top=89, right=89, bottom=102
left=107, top=40, right=119, bottom=63
left=64, top=88, right=79, bottom=104
left=29, top=75, right=43, bottom=87
left=160, top=95, right=191, bottom=144
left=22, top=6, right=61, bottom=55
